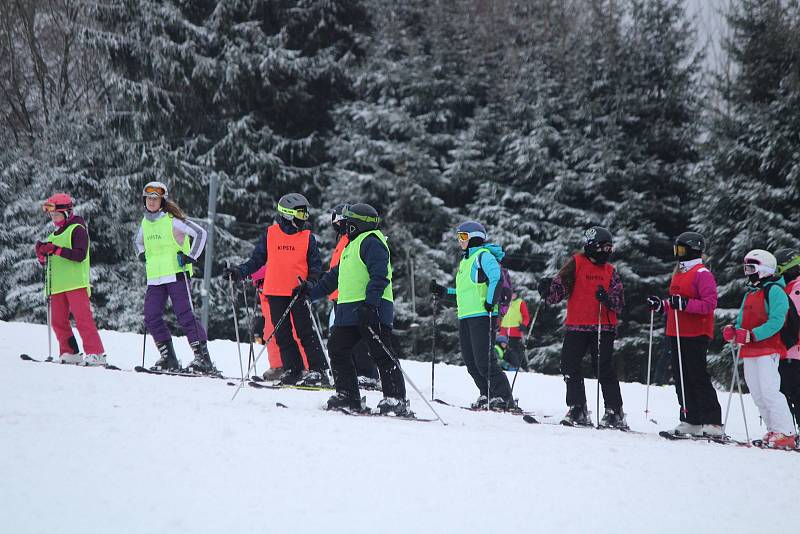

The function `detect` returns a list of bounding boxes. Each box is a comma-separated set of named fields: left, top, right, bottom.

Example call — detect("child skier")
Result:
left=35, top=193, right=107, bottom=365
left=499, top=293, right=530, bottom=370
left=537, top=226, right=627, bottom=428
left=495, top=335, right=514, bottom=371
left=430, top=221, right=515, bottom=410
left=646, top=232, right=722, bottom=437
left=135, top=181, right=216, bottom=374
left=723, top=249, right=797, bottom=449
left=776, top=249, right=800, bottom=422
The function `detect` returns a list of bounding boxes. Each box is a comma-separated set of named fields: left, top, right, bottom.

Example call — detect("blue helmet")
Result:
left=496, top=335, right=509, bottom=344
left=457, top=221, right=487, bottom=241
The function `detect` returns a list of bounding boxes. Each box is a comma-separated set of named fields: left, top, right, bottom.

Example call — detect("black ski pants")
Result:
left=328, top=324, right=405, bottom=399
left=779, top=359, right=800, bottom=422
left=354, top=340, right=379, bottom=379
left=459, top=316, right=512, bottom=401
left=669, top=335, right=721, bottom=425
left=267, top=295, right=327, bottom=372
left=560, top=330, right=622, bottom=411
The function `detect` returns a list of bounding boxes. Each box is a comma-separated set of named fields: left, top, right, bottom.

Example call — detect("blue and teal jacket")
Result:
left=446, top=243, right=504, bottom=319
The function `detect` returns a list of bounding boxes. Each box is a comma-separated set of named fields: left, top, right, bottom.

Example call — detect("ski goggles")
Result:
left=743, top=263, right=760, bottom=276
left=674, top=245, right=688, bottom=257
left=588, top=242, right=613, bottom=252
left=457, top=232, right=470, bottom=241
left=42, top=202, right=70, bottom=213
left=343, top=208, right=380, bottom=224
left=143, top=185, right=167, bottom=197
left=277, top=204, right=309, bottom=220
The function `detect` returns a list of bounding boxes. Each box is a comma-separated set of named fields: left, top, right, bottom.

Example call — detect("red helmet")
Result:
left=42, top=193, right=74, bottom=213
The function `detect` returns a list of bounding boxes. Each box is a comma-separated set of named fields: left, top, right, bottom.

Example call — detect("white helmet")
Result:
left=142, top=181, right=169, bottom=199
left=744, top=249, right=777, bottom=279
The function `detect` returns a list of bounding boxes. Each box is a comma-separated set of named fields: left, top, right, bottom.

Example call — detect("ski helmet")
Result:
left=674, top=231, right=705, bottom=260
left=743, top=249, right=777, bottom=283
left=277, top=193, right=310, bottom=222
left=142, top=181, right=168, bottom=210
left=42, top=193, right=74, bottom=215
left=496, top=335, right=509, bottom=345
left=456, top=221, right=487, bottom=242
left=344, top=203, right=380, bottom=238
left=776, top=248, right=800, bottom=281
left=331, top=203, right=350, bottom=235
left=583, top=226, right=613, bottom=264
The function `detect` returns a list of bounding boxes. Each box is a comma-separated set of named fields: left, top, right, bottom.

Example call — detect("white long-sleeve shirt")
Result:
left=135, top=211, right=208, bottom=286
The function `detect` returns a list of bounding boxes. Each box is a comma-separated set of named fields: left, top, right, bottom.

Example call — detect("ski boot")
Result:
left=377, top=397, right=413, bottom=417
left=561, top=405, right=592, bottom=427
left=672, top=421, right=701, bottom=436
left=58, top=352, right=83, bottom=365
left=767, top=432, right=797, bottom=450
left=357, top=376, right=382, bottom=391
left=261, top=367, right=284, bottom=381
left=470, top=395, right=488, bottom=409
left=488, top=397, right=517, bottom=411
left=599, top=408, right=629, bottom=430
left=187, top=341, right=219, bottom=375
left=83, top=354, right=107, bottom=367
left=699, top=424, right=723, bottom=438
left=152, top=340, right=181, bottom=371
left=278, top=368, right=304, bottom=386
left=327, top=391, right=367, bottom=412
left=298, top=369, right=331, bottom=387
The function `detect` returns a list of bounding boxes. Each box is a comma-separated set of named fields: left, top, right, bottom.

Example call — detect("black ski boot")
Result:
left=488, top=397, right=518, bottom=411
left=152, top=340, right=181, bottom=371
left=187, top=341, right=218, bottom=375
left=298, top=369, right=331, bottom=387
left=561, top=405, right=592, bottom=427
left=377, top=397, right=413, bottom=417
left=470, top=395, right=488, bottom=409
left=262, top=367, right=284, bottom=381
left=278, top=368, right=304, bottom=386
left=358, top=376, right=382, bottom=391
left=599, top=408, right=629, bottom=430
left=326, top=391, right=366, bottom=412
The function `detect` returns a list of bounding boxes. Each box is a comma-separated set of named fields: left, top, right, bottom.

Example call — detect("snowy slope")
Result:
left=1, top=320, right=797, bottom=534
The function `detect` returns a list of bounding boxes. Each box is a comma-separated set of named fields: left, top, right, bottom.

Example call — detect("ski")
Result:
left=228, top=380, right=333, bottom=392
left=326, top=406, right=436, bottom=423
left=133, top=365, right=227, bottom=380
left=658, top=430, right=747, bottom=445
left=749, top=439, right=800, bottom=452
left=20, top=353, right=121, bottom=371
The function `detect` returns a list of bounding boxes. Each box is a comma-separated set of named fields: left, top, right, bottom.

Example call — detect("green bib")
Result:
left=495, top=345, right=505, bottom=361
left=456, top=248, right=494, bottom=318
left=338, top=230, right=393, bottom=304
left=500, top=298, right=523, bottom=327
left=142, top=214, right=192, bottom=280
left=46, top=223, right=90, bottom=295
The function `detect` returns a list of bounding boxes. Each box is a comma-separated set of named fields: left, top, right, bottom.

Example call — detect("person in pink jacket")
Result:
left=776, top=249, right=800, bottom=425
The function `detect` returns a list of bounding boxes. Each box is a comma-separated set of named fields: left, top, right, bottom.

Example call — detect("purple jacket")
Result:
left=52, top=214, right=89, bottom=262
left=664, top=264, right=717, bottom=316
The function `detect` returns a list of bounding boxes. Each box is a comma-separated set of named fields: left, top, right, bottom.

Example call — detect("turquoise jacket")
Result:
left=735, top=278, right=789, bottom=341
left=446, top=243, right=505, bottom=319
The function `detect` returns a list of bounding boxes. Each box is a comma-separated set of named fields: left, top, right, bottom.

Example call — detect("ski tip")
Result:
left=276, top=402, right=288, bottom=408
left=20, top=353, right=35, bottom=361
left=522, top=414, right=539, bottom=424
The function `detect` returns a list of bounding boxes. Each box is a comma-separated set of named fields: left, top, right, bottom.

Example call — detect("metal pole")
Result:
left=241, top=279, right=257, bottom=376
left=45, top=256, right=52, bottom=361
left=674, top=309, right=688, bottom=417
left=431, top=295, right=437, bottom=400
left=596, top=304, right=602, bottom=429
left=228, top=274, right=245, bottom=382
left=487, top=310, right=493, bottom=411
left=304, top=297, right=334, bottom=384
left=201, top=173, right=218, bottom=331
left=722, top=343, right=737, bottom=436
left=733, top=344, right=751, bottom=443
left=512, top=302, right=541, bottom=394
left=645, top=310, right=654, bottom=420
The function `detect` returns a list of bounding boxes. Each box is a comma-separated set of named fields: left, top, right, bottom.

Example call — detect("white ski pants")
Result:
left=743, top=354, right=796, bottom=435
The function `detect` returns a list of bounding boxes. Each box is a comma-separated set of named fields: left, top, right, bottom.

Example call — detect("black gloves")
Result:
left=669, top=295, right=688, bottom=311
left=595, top=286, right=612, bottom=306
left=537, top=277, right=552, bottom=300
left=138, top=252, right=146, bottom=263
left=646, top=296, right=664, bottom=312
left=430, top=280, right=447, bottom=298
left=358, top=303, right=378, bottom=329
left=225, top=266, right=242, bottom=282
left=292, top=279, right=312, bottom=300
left=177, top=252, right=196, bottom=267
left=484, top=301, right=495, bottom=313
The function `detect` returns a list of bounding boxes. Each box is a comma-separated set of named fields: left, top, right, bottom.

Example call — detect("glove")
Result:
left=669, top=295, right=688, bottom=311
left=138, top=252, right=146, bottom=263
left=723, top=325, right=751, bottom=344
left=484, top=301, right=495, bottom=313
left=430, top=280, right=446, bottom=298
left=177, top=252, right=197, bottom=267
left=722, top=325, right=736, bottom=342
left=357, top=303, right=378, bottom=329
left=225, top=266, right=242, bottom=282
left=646, top=296, right=664, bottom=312
left=36, top=242, right=58, bottom=256
left=595, top=286, right=612, bottom=306
left=537, top=277, right=552, bottom=300
left=292, top=279, right=312, bottom=300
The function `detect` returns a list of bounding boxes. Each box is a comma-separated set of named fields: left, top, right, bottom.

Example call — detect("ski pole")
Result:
left=722, top=343, right=737, bottom=436
left=596, top=304, right=602, bottom=429
left=487, top=309, right=493, bottom=411
left=241, top=279, right=258, bottom=376
left=431, top=295, right=437, bottom=401
left=232, top=290, right=302, bottom=400
left=674, top=308, right=688, bottom=417
left=141, top=322, right=147, bottom=368
left=733, top=344, right=751, bottom=444
left=511, top=302, right=541, bottom=395
left=45, top=256, right=52, bottom=361
left=303, top=294, right=334, bottom=384
left=645, top=310, right=654, bottom=423
left=367, top=325, right=447, bottom=425
left=228, top=273, right=245, bottom=382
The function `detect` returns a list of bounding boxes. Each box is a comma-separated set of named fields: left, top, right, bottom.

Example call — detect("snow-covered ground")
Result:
left=1, top=320, right=797, bottom=534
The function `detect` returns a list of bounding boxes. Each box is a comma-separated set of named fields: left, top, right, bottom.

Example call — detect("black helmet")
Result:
left=583, top=226, right=613, bottom=265
left=277, top=193, right=310, bottom=222
left=776, top=248, right=800, bottom=282
left=344, top=203, right=380, bottom=238
left=674, top=231, right=705, bottom=260
left=331, top=203, right=349, bottom=235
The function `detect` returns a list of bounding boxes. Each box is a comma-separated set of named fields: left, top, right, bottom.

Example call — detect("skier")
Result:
left=35, top=193, right=107, bottom=365
left=536, top=226, right=627, bottom=428
left=776, top=249, right=800, bottom=422
left=499, top=292, right=530, bottom=370
left=135, top=181, right=216, bottom=374
left=494, top=335, right=514, bottom=371
left=308, top=203, right=409, bottom=414
left=226, top=193, right=329, bottom=387
left=723, top=249, right=797, bottom=449
left=646, top=232, right=722, bottom=437
left=328, top=203, right=380, bottom=390
left=430, top=221, right=515, bottom=410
